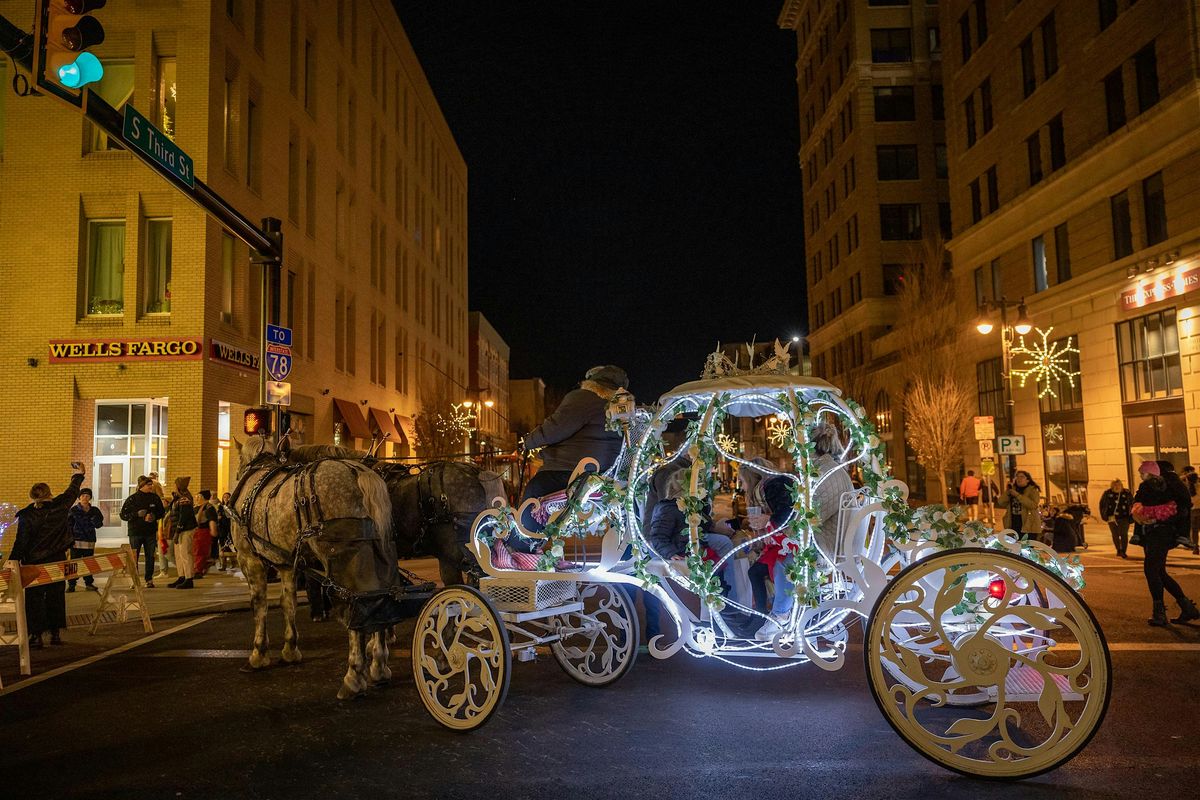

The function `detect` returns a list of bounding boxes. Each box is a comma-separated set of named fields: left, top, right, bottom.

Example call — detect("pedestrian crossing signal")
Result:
left=244, top=407, right=272, bottom=436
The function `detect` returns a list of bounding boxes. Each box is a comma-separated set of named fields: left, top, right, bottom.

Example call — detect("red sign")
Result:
left=48, top=337, right=203, bottom=363
left=266, top=343, right=292, bottom=355
left=1120, top=267, right=1200, bottom=310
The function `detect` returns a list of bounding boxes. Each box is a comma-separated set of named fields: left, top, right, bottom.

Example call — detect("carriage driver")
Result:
left=509, top=365, right=629, bottom=551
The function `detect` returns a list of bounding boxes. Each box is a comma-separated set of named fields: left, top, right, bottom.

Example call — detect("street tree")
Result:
left=412, top=378, right=474, bottom=458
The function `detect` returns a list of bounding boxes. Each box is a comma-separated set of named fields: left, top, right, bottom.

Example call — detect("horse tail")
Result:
left=354, top=464, right=393, bottom=540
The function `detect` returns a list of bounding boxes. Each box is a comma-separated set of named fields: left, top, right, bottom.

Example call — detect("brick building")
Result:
left=943, top=0, right=1200, bottom=505
left=0, top=1, right=467, bottom=542
left=468, top=312, right=513, bottom=452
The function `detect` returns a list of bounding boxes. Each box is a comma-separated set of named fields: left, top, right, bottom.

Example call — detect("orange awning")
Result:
left=395, top=414, right=417, bottom=448
left=369, top=407, right=402, bottom=443
left=332, top=398, right=371, bottom=440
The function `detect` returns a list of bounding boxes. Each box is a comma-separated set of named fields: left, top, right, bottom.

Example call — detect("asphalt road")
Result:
left=3, top=549, right=1199, bottom=800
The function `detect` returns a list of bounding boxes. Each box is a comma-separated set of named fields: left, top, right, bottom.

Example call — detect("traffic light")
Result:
left=244, top=407, right=272, bottom=437
left=39, top=0, right=108, bottom=91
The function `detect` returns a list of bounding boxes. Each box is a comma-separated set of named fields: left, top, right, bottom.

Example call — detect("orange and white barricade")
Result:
left=0, top=544, right=153, bottom=688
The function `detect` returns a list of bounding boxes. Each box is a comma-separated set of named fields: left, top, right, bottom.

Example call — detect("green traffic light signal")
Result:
left=57, top=51, right=103, bottom=88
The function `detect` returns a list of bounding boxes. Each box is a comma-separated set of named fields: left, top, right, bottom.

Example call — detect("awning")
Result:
left=369, top=407, right=402, bottom=443
left=332, top=398, right=372, bottom=440
left=395, top=414, right=417, bottom=448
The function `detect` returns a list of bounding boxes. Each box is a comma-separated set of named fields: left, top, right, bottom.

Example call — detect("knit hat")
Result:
left=137, top=475, right=154, bottom=488
left=175, top=476, right=191, bottom=492
left=1138, top=461, right=1160, bottom=476
left=584, top=365, right=629, bottom=390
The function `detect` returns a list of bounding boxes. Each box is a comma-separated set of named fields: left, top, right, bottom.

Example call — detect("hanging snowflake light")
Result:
left=1043, top=422, right=1064, bottom=446
left=437, top=403, right=477, bottom=438
left=1010, top=328, right=1080, bottom=399
left=766, top=414, right=793, bottom=449
left=715, top=433, right=739, bottom=454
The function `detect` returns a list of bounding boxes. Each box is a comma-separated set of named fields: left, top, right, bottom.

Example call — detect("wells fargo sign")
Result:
left=209, top=338, right=259, bottom=370
left=1120, top=267, right=1200, bottom=310
left=48, top=338, right=203, bottom=363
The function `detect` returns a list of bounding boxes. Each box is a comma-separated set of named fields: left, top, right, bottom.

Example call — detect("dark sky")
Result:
left=396, top=2, right=806, bottom=399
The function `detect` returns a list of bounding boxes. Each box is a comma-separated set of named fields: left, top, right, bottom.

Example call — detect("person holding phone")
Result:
left=120, top=475, right=166, bottom=587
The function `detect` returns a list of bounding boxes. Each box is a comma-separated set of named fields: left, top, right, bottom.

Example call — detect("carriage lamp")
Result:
left=988, top=578, right=1007, bottom=600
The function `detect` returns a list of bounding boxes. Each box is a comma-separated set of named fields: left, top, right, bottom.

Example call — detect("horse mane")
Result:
left=287, top=444, right=364, bottom=463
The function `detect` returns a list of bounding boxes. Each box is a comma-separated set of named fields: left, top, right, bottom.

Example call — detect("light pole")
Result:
left=975, top=297, right=1033, bottom=480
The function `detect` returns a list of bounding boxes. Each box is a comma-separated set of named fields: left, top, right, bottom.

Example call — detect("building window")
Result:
left=89, top=60, right=135, bottom=151
left=1104, top=68, right=1126, bottom=133
left=931, top=84, right=944, bottom=120
left=1111, top=189, right=1133, bottom=259
left=1041, top=13, right=1058, bottom=78
left=986, top=165, right=999, bottom=212
left=303, top=36, right=316, bottom=114
left=223, top=76, right=236, bottom=171
left=305, top=142, right=317, bottom=238
left=970, top=179, right=982, bottom=223
left=155, top=57, right=177, bottom=142
left=1040, top=336, right=1082, bottom=413
left=1020, top=36, right=1036, bottom=98
left=870, top=29, right=912, bottom=63
left=991, top=258, right=1002, bottom=299
left=874, top=86, right=915, bottom=121
left=221, top=233, right=234, bottom=324
left=880, top=204, right=921, bottom=240
left=929, top=26, right=942, bottom=60
left=1117, top=309, right=1182, bottom=402
left=976, top=357, right=1007, bottom=433
left=959, top=13, right=972, bottom=62
left=1032, top=235, right=1048, bottom=293
left=980, top=78, right=993, bottom=133
left=1048, top=114, right=1066, bottom=171
left=1143, top=171, right=1167, bottom=246
left=85, top=220, right=125, bottom=316
left=1134, top=42, right=1159, bottom=113
left=935, top=144, right=948, bottom=178
left=964, top=95, right=977, bottom=147
left=246, top=95, right=262, bottom=192
left=92, top=401, right=169, bottom=530
left=286, top=268, right=299, bottom=354
left=1043, top=420, right=1089, bottom=505
left=1054, top=222, right=1071, bottom=283
left=1124, top=412, right=1189, bottom=481
left=939, top=202, right=952, bottom=239
left=287, top=130, right=300, bottom=222
left=975, top=0, right=988, bottom=44
left=306, top=266, right=316, bottom=359
left=143, top=219, right=172, bottom=314
left=974, top=266, right=988, bottom=307
left=883, top=263, right=908, bottom=295
left=1099, top=0, right=1118, bottom=32
left=1027, top=132, right=1043, bottom=186
left=877, top=145, right=919, bottom=180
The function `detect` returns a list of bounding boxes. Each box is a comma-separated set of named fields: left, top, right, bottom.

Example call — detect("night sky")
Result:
left=396, top=2, right=806, bottom=399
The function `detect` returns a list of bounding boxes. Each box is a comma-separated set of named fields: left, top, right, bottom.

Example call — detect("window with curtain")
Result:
left=144, top=219, right=172, bottom=313
left=1116, top=310, right=1182, bottom=401
left=156, top=57, right=177, bottom=141
left=89, top=61, right=135, bottom=151
left=86, top=221, right=125, bottom=315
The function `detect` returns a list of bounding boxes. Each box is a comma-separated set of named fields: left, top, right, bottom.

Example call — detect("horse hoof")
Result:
left=336, top=685, right=365, bottom=700
left=248, top=651, right=271, bottom=669
left=239, top=661, right=264, bottom=674
left=281, top=647, right=303, bottom=665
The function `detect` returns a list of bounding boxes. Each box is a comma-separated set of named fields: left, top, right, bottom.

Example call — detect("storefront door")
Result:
left=93, top=456, right=130, bottom=544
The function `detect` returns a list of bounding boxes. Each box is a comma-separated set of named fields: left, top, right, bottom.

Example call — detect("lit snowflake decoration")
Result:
left=1043, top=423, right=1064, bottom=446
left=766, top=415, right=793, bottom=449
left=437, top=403, right=477, bottom=437
left=715, top=433, right=739, bottom=454
left=1010, top=328, right=1079, bottom=399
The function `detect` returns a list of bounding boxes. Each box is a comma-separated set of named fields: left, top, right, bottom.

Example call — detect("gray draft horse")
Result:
left=232, top=437, right=396, bottom=699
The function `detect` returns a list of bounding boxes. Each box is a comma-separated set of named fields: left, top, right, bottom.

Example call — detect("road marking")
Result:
left=144, top=648, right=254, bottom=658
left=1057, top=642, right=1200, bottom=651
left=0, top=614, right=220, bottom=697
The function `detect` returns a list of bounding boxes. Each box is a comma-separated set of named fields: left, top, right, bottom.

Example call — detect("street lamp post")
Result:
left=975, top=297, right=1033, bottom=480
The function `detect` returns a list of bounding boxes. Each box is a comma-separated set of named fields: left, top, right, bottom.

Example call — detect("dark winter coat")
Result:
left=167, top=492, right=197, bottom=537
left=1157, top=464, right=1193, bottom=535
left=68, top=504, right=104, bottom=547
left=1099, top=488, right=1133, bottom=522
left=119, top=490, right=165, bottom=538
left=523, top=388, right=622, bottom=473
left=11, top=473, right=84, bottom=565
left=645, top=498, right=715, bottom=560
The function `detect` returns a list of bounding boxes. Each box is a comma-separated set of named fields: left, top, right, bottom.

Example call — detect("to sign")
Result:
left=123, top=106, right=194, bottom=188
left=973, top=416, right=995, bottom=440
left=266, top=351, right=292, bottom=381
left=978, top=439, right=995, bottom=457
left=266, top=324, right=293, bottom=347
left=266, top=381, right=292, bottom=406
left=997, top=435, right=1026, bottom=455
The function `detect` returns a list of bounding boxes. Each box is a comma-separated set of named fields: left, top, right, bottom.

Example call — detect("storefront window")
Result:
left=1116, top=310, right=1182, bottom=401
left=1125, top=412, right=1189, bottom=483
left=1043, top=421, right=1089, bottom=505
left=93, top=400, right=168, bottom=536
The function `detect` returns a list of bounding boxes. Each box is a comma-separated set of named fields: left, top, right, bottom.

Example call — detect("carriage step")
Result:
left=998, top=664, right=1082, bottom=702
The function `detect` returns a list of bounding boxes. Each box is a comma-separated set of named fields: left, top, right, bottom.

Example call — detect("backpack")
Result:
left=173, top=497, right=197, bottom=531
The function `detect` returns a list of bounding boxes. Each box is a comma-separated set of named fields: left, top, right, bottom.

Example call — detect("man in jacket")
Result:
left=67, top=488, right=103, bottom=591
left=8, top=464, right=85, bottom=648
left=959, top=470, right=982, bottom=520
left=120, top=476, right=165, bottom=587
left=1099, top=479, right=1133, bottom=558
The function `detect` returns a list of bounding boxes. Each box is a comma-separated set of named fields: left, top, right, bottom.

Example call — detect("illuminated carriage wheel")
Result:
left=864, top=548, right=1111, bottom=780
left=412, top=585, right=511, bottom=731
left=550, top=582, right=640, bottom=687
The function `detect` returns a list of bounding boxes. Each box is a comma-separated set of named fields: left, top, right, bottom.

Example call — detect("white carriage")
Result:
left=410, top=365, right=1111, bottom=780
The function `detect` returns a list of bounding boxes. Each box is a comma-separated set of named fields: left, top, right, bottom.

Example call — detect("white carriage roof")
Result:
left=658, top=374, right=841, bottom=417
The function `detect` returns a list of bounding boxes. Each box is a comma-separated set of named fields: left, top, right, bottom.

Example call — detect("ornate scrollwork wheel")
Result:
left=412, top=585, right=511, bottom=731
left=864, top=548, right=1111, bottom=780
left=550, top=582, right=639, bottom=687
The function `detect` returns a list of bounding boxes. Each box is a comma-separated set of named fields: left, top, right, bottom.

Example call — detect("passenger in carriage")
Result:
left=754, top=423, right=853, bottom=642
left=508, top=365, right=629, bottom=552
left=646, top=470, right=736, bottom=582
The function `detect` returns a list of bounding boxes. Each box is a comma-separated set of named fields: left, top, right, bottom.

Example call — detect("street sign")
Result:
left=122, top=105, right=194, bottom=188
left=978, top=439, right=995, bottom=457
left=980, top=458, right=996, bottom=476
left=973, top=415, right=995, bottom=440
left=266, top=342, right=291, bottom=355
left=266, top=381, right=292, bottom=406
left=266, top=324, right=293, bottom=347
left=997, top=434, right=1026, bottom=455
left=265, top=351, right=292, bottom=381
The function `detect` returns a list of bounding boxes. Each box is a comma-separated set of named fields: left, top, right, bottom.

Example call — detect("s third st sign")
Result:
left=123, top=106, right=194, bottom=188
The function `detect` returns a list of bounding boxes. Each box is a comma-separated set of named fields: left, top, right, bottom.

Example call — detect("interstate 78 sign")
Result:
left=265, top=351, right=292, bottom=381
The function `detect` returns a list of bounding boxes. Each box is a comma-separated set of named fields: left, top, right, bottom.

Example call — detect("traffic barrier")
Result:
left=0, top=544, right=153, bottom=688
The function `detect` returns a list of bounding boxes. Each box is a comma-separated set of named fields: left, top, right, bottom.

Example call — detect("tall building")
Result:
left=779, top=0, right=949, bottom=496
left=468, top=312, right=513, bottom=451
left=943, top=0, right=1200, bottom=505
left=509, top=378, right=547, bottom=438
left=0, top=1, right=468, bottom=541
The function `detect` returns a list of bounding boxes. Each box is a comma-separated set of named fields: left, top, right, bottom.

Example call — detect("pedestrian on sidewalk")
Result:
left=148, top=471, right=171, bottom=579
left=216, top=492, right=236, bottom=571
left=1133, top=461, right=1199, bottom=626
left=193, top=490, right=217, bottom=578
left=1099, top=479, right=1133, bottom=558
left=959, top=470, right=982, bottom=520
left=9, top=463, right=84, bottom=648
left=979, top=476, right=1001, bottom=524
left=1183, top=466, right=1200, bottom=555
left=167, top=477, right=197, bottom=589
left=1003, top=471, right=1042, bottom=537
left=119, top=476, right=165, bottom=588
left=67, top=488, right=103, bottom=591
